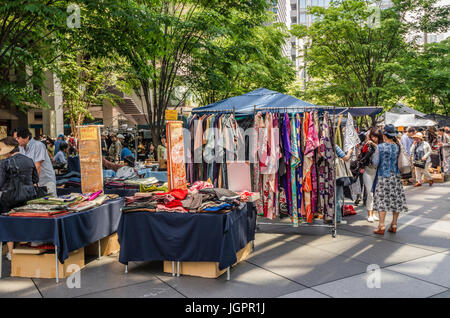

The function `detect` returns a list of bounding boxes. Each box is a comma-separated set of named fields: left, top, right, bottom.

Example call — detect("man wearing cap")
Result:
left=54, top=134, right=65, bottom=155
left=14, top=128, right=57, bottom=196
left=108, top=133, right=122, bottom=163
left=410, top=132, right=433, bottom=187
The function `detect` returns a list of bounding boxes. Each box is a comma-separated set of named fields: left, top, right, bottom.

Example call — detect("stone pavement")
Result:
left=1, top=182, right=449, bottom=298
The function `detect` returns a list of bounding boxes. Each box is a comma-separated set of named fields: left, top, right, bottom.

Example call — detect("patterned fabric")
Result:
left=373, top=173, right=408, bottom=213
left=290, top=113, right=300, bottom=226
left=343, top=113, right=360, bottom=153
left=318, top=112, right=335, bottom=221
left=252, top=113, right=264, bottom=216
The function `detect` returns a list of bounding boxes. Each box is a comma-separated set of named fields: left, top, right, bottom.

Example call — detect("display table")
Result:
left=118, top=202, right=256, bottom=279
left=0, top=198, right=124, bottom=282
left=57, top=187, right=138, bottom=197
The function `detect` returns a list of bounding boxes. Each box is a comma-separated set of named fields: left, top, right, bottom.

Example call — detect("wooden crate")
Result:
left=11, top=248, right=85, bottom=279
left=85, top=233, right=120, bottom=257
left=163, top=242, right=252, bottom=279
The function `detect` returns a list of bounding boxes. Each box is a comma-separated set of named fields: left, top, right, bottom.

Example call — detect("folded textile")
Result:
left=8, top=211, right=70, bottom=217
left=188, top=181, right=213, bottom=193
left=199, top=188, right=240, bottom=201
left=203, top=203, right=233, bottom=212
left=156, top=204, right=187, bottom=213
left=181, top=193, right=204, bottom=211
left=122, top=208, right=156, bottom=213
left=165, top=200, right=183, bottom=208
left=12, top=204, right=68, bottom=212
left=27, top=194, right=83, bottom=206
left=155, top=188, right=188, bottom=200
left=139, top=184, right=169, bottom=193
left=124, top=177, right=158, bottom=185
left=68, top=201, right=97, bottom=212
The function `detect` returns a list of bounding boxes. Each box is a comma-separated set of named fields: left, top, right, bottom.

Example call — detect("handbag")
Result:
left=413, top=160, right=426, bottom=169
left=398, top=144, right=411, bottom=175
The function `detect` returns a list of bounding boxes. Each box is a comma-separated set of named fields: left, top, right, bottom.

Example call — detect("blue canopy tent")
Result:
left=191, top=88, right=383, bottom=117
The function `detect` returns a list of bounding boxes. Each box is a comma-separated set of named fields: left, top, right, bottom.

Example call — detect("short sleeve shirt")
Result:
left=20, top=138, right=56, bottom=186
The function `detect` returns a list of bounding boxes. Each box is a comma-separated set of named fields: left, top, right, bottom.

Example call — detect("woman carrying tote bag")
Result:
left=410, top=132, right=433, bottom=187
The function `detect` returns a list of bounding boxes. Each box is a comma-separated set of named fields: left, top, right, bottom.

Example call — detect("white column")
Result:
left=41, top=71, right=64, bottom=138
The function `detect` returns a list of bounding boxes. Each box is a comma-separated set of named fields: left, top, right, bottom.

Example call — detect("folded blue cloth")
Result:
left=203, top=203, right=233, bottom=212
left=103, top=170, right=116, bottom=178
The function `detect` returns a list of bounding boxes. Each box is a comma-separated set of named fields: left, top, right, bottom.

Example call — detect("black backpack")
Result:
left=1, top=157, right=37, bottom=209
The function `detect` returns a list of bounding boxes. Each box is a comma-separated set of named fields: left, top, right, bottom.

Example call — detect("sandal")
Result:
left=373, top=226, right=386, bottom=235
left=388, top=224, right=397, bottom=233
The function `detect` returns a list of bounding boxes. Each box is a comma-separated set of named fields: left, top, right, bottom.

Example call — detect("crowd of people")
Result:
left=336, top=124, right=450, bottom=234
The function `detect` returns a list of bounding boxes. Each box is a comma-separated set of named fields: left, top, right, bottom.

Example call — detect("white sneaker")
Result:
left=337, top=220, right=347, bottom=224
left=6, top=252, right=11, bottom=261
left=373, top=215, right=379, bottom=221
left=368, top=216, right=374, bottom=222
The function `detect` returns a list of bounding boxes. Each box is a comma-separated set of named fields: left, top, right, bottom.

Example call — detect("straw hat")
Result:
left=0, top=141, right=14, bottom=156
left=413, top=132, right=424, bottom=139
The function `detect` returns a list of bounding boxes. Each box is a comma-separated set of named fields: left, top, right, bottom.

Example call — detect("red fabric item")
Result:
left=8, top=211, right=70, bottom=218
left=165, top=200, right=183, bottom=208
left=156, top=189, right=188, bottom=200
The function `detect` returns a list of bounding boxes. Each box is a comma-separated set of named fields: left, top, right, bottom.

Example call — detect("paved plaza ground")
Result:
left=1, top=182, right=449, bottom=298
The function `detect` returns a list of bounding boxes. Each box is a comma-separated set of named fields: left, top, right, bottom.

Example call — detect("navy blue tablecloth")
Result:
left=57, top=188, right=138, bottom=197
left=0, top=199, right=124, bottom=263
left=118, top=202, right=256, bottom=270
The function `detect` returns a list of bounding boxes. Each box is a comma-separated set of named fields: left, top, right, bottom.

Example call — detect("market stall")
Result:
left=189, top=88, right=383, bottom=237
left=118, top=201, right=256, bottom=279
left=0, top=196, right=124, bottom=282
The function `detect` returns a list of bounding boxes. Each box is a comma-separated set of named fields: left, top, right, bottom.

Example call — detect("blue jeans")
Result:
left=336, top=185, right=344, bottom=222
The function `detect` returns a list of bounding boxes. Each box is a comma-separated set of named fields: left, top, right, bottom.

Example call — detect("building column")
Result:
left=103, top=100, right=119, bottom=129
left=42, top=71, right=64, bottom=138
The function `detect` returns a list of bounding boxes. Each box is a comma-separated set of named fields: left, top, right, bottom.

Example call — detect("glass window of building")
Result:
left=291, top=16, right=297, bottom=24
left=291, top=3, right=297, bottom=10
left=300, top=13, right=306, bottom=25
left=300, top=0, right=306, bottom=9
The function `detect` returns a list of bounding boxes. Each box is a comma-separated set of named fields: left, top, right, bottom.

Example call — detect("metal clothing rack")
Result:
left=191, top=106, right=236, bottom=117
left=253, top=104, right=338, bottom=238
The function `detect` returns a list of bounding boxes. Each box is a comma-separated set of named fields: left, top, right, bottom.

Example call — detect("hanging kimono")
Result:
left=290, top=113, right=301, bottom=227
left=318, top=112, right=335, bottom=222
left=295, top=114, right=303, bottom=219
left=281, top=113, right=292, bottom=216
left=303, top=111, right=320, bottom=223
left=311, top=111, right=320, bottom=217
left=343, top=113, right=362, bottom=199
left=252, top=112, right=264, bottom=216
left=262, top=113, right=277, bottom=219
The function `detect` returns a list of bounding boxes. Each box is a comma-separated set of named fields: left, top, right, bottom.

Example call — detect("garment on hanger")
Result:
left=318, top=111, right=336, bottom=221
left=303, top=111, right=320, bottom=223
left=290, top=113, right=301, bottom=226
left=252, top=112, right=264, bottom=216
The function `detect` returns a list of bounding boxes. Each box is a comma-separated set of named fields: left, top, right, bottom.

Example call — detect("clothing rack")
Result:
left=191, top=107, right=236, bottom=117
left=253, top=104, right=338, bottom=238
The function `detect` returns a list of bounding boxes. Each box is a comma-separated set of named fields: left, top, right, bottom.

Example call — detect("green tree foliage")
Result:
left=401, top=39, right=449, bottom=116
left=0, top=0, right=71, bottom=111
left=186, top=16, right=296, bottom=106
left=88, top=0, right=279, bottom=145
left=289, top=0, right=449, bottom=112
left=51, top=52, right=127, bottom=138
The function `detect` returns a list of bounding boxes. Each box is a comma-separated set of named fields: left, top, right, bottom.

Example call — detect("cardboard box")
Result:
left=163, top=242, right=252, bottom=279
left=85, top=233, right=120, bottom=257
left=11, top=248, right=85, bottom=279
left=431, top=173, right=444, bottom=183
